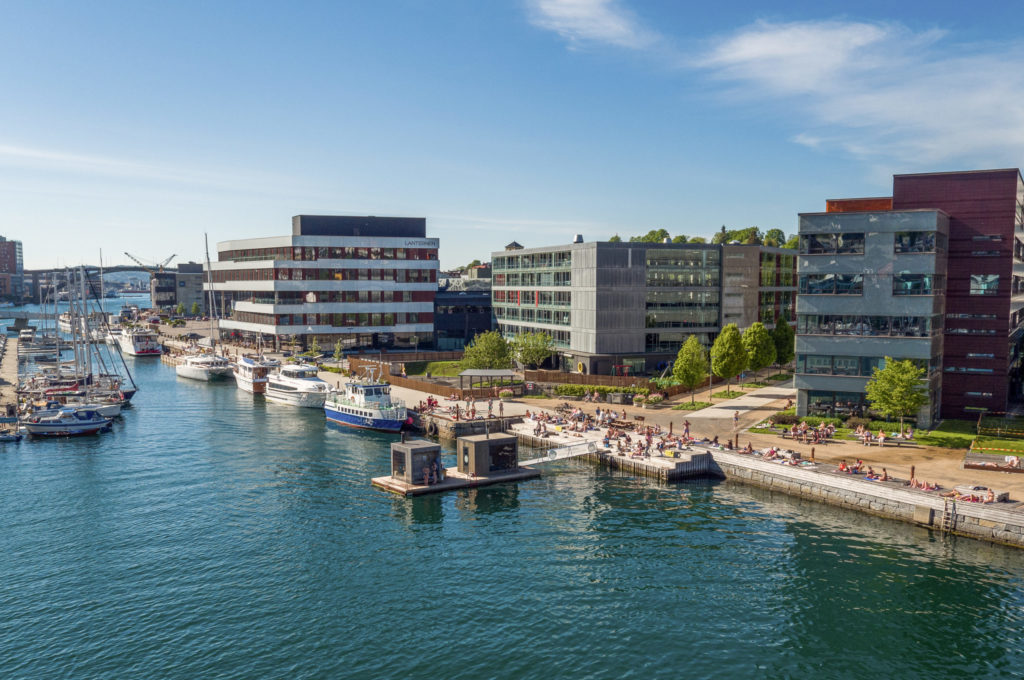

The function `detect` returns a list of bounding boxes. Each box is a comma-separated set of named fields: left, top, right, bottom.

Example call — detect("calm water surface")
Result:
left=1, top=357, right=1023, bottom=679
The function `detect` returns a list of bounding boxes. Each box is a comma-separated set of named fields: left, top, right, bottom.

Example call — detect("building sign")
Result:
left=404, top=239, right=438, bottom=247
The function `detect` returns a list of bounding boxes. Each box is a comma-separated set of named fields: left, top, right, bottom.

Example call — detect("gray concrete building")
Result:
left=795, top=209, right=948, bottom=426
left=491, top=240, right=795, bottom=376
left=150, top=262, right=207, bottom=314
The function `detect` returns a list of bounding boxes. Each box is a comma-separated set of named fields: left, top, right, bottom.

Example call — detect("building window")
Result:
left=799, top=273, right=863, bottom=295
left=800, top=233, right=865, bottom=255
left=894, top=231, right=942, bottom=253
left=970, top=274, right=999, bottom=295
left=893, top=273, right=940, bottom=295
left=965, top=392, right=994, bottom=398
left=966, top=352, right=995, bottom=358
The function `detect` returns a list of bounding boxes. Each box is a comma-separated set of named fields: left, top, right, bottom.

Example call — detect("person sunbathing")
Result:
left=838, top=460, right=849, bottom=473
left=984, top=489, right=996, bottom=504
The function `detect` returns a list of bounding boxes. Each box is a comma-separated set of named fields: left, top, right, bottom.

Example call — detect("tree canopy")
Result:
left=783, top=234, right=799, bottom=250
left=710, top=324, right=748, bottom=392
left=687, top=236, right=706, bottom=244
left=771, top=319, right=795, bottom=368
left=742, top=322, right=776, bottom=375
left=190, top=302, right=201, bottom=316
left=461, top=331, right=512, bottom=370
left=511, top=331, right=554, bottom=369
left=609, top=234, right=622, bottom=242
left=673, top=335, right=710, bottom=403
left=629, top=229, right=671, bottom=243
left=763, top=228, right=786, bottom=247
left=864, top=358, right=928, bottom=432
left=712, top=226, right=762, bottom=245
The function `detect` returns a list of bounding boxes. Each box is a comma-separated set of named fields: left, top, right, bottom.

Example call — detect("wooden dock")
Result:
left=0, top=337, right=18, bottom=408
left=371, top=467, right=541, bottom=497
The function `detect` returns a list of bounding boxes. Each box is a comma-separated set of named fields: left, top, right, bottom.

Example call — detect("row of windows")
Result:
left=797, top=314, right=939, bottom=338
left=759, top=291, right=795, bottom=325
left=220, top=247, right=437, bottom=262
left=497, top=323, right=570, bottom=347
left=799, top=273, right=946, bottom=296
left=944, top=366, right=996, bottom=374
left=492, top=251, right=571, bottom=270
left=759, top=252, right=797, bottom=287
left=494, top=306, right=571, bottom=325
left=800, top=231, right=947, bottom=255
left=493, top=290, right=571, bottom=306
left=211, top=268, right=437, bottom=283
left=235, top=290, right=428, bottom=304
left=645, top=331, right=715, bottom=353
left=645, top=290, right=720, bottom=328
left=494, top=271, right=572, bottom=287
left=797, top=354, right=933, bottom=377
left=233, top=312, right=427, bottom=327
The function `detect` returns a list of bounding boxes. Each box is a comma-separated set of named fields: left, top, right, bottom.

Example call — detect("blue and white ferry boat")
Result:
left=324, top=379, right=407, bottom=432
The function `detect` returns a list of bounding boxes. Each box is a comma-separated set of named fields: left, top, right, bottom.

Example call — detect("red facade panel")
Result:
left=893, top=169, right=1021, bottom=417
left=825, top=197, right=893, bottom=213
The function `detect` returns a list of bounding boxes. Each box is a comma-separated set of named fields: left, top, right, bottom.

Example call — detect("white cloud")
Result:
left=526, top=0, right=658, bottom=49
left=697, top=20, right=1024, bottom=168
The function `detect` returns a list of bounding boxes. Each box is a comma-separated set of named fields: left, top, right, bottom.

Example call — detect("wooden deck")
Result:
left=372, top=467, right=541, bottom=497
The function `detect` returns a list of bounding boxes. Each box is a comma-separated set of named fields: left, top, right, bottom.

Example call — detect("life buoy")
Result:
left=577, top=361, right=585, bottom=373
left=426, top=421, right=438, bottom=436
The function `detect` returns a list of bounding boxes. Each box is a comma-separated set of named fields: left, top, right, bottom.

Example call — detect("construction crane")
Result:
left=124, top=252, right=176, bottom=273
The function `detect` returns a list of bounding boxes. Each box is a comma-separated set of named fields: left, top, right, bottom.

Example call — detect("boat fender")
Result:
left=426, top=421, right=438, bottom=436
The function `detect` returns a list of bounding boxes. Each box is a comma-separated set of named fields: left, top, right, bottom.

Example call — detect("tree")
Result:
left=467, top=259, right=481, bottom=268
left=687, top=236, right=706, bottom=244
left=742, top=322, right=776, bottom=378
left=609, top=234, right=623, bottom=242
left=190, top=302, right=201, bottom=316
left=629, top=228, right=671, bottom=243
left=671, top=235, right=688, bottom=244
left=710, top=324, right=747, bottom=395
left=334, top=340, right=343, bottom=364
left=771, top=318, right=795, bottom=371
left=673, top=335, right=709, bottom=403
left=461, top=330, right=512, bottom=370
left=308, top=336, right=321, bottom=356
left=864, top=358, right=928, bottom=433
left=511, top=331, right=554, bottom=369
left=783, top=234, right=799, bottom=250
left=764, top=228, right=786, bottom=245
left=712, top=226, right=762, bottom=245
left=174, top=303, right=185, bottom=315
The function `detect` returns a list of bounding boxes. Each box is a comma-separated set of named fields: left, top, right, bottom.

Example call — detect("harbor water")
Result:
left=2, top=356, right=1024, bottom=678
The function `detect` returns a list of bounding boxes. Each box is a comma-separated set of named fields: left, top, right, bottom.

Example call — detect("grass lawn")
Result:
left=710, top=390, right=746, bottom=399
left=739, top=382, right=769, bottom=389
left=403, top=360, right=463, bottom=377
left=672, top=401, right=714, bottom=411
left=768, top=373, right=793, bottom=381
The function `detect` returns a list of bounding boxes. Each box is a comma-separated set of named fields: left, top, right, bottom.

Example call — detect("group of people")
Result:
left=780, top=420, right=835, bottom=444
left=421, top=459, right=445, bottom=486
left=446, top=396, right=504, bottom=421
left=941, top=487, right=997, bottom=503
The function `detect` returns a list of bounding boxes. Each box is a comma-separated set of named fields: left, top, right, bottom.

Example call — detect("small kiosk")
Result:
left=390, top=438, right=443, bottom=486
left=457, top=433, right=518, bottom=477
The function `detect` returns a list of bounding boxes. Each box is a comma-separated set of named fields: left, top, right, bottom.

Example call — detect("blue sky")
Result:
left=2, top=1, right=1023, bottom=269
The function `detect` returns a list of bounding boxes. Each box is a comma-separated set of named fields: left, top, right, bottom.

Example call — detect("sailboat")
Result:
left=176, top=234, right=233, bottom=381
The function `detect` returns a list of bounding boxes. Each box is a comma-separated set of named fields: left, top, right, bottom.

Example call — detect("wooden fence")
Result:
left=348, top=356, right=519, bottom=401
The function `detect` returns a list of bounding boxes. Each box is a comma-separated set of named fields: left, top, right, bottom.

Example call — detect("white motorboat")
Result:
left=23, top=407, right=111, bottom=436
left=176, top=353, right=233, bottom=381
left=233, top=355, right=280, bottom=394
left=117, top=326, right=161, bottom=356
left=265, top=363, right=331, bottom=408
left=324, top=380, right=407, bottom=432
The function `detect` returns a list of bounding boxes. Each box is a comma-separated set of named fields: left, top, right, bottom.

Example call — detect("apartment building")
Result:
left=491, top=240, right=795, bottom=375
left=795, top=168, right=1024, bottom=423
left=207, top=216, right=438, bottom=351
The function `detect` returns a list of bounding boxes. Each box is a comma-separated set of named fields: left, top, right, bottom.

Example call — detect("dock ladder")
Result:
left=940, top=498, right=956, bottom=534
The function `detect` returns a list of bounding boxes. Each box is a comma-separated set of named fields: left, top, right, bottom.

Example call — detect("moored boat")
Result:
left=324, top=380, right=407, bottom=432
left=176, top=353, right=233, bottom=381
left=233, top=355, right=280, bottom=394
left=23, top=407, right=111, bottom=436
left=117, top=326, right=161, bottom=356
left=265, top=363, right=331, bottom=407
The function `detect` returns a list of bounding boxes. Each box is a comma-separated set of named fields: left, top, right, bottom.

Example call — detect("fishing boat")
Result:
left=176, top=353, right=233, bottom=381
left=324, top=379, right=407, bottom=432
left=233, top=354, right=280, bottom=394
left=23, top=407, right=111, bottom=436
left=117, top=326, right=161, bottom=356
left=265, top=363, right=331, bottom=408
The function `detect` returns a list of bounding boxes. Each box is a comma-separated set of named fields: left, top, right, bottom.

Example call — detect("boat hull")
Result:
left=23, top=421, right=110, bottom=436
left=324, top=405, right=405, bottom=432
left=176, top=364, right=232, bottom=381
left=265, top=390, right=328, bottom=408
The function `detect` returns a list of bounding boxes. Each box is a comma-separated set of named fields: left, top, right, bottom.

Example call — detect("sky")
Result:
left=2, top=1, right=1024, bottom=270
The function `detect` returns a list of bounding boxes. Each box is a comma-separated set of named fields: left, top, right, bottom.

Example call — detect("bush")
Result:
left=554, top=384, right=649, bottom=397
left=771, top=413, right=843, bottom=428
left=632, top=394, right=647, bottom=404
left=646, top=393, right=664, bottom=404
left=844, top=417, right=870, bottom=429
left=672, top=401, right=713, bottom=411
left=498, top=389, right=514, bottom=399
left=651, top=378, right=681, bottom=389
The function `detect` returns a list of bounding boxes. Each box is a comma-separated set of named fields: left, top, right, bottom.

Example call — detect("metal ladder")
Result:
left=940, top=498, right=956, bottom=534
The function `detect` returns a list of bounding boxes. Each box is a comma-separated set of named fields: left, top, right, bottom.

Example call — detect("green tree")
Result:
left=712, top=226, right=762, bottom=245
left=742, top=322, right=776, bottom=379
left=673, top=335, right=709, bottom=404
left=308, top=336, right=321, bottom=356
left=511, top=331, right=554, bottom=369
left=710, top=324, right=747, bottom=395
left=461, top=330, right=512, bottom=370
left=671, top=235, right=688, bottom=243
left=771, top=318, right=795, bottom=371
left=190, top=302, right=201, bottom=316
left=687, top=236, right=706, bottom=244
left=783, top=234, right=799, bottom=249
left=864, top=358, right=928, bottom=433
left=609, top=234, right=622, bottom=242
left=174, top=303, right=185, bottom=315
left=333, top=340, right=343, bottom=364
left=764, top=228, right=786, bottom=246
left=629, top=228, right=671, bottom=243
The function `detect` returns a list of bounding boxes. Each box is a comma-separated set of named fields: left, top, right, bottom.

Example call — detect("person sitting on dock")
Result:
left=880, top=468, right=889, bottom=481
left=422, top=465, right=431, bottom=486
left=838, top=460, right=849, bottom=473
left=984, top=489, right=995, bottom=504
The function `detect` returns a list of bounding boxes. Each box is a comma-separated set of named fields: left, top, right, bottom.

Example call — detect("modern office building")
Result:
left=434, top=278, right=494, bottom=350
left=491, top=240, right=795, bottom=375
left=206, top=216, right=438, bottom=351
left=795, top=168, right=1024, bottom=423
left=0, top=236, right=24, bottom=299
left=151, top=262, right=206, bottom=313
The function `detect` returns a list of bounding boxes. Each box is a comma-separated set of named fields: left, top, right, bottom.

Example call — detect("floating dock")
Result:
left=372, top=467, right=541, bottom=497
